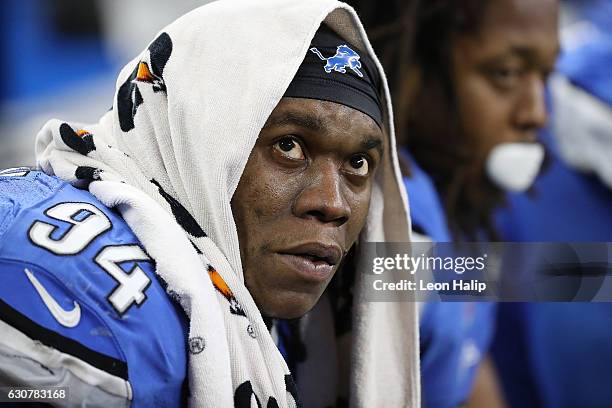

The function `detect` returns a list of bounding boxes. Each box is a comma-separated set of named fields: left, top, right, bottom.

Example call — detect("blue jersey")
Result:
left=0, top=168, right=188, bottom=407
left=493, top=133, right=612, bottom=408
left=492, top=126, right=612, bottom=407
left=401, top=151, right=496, bottom=408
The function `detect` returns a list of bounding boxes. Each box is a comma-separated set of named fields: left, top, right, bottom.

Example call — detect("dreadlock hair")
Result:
left=347, top=0, right=503, bottom=241
left=347, top=0, right=417, bottom=147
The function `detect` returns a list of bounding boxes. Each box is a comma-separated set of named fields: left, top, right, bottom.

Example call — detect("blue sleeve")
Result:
left=420, top=302, right=496, bottom=408
left=0, top=170, right=188, bottom=407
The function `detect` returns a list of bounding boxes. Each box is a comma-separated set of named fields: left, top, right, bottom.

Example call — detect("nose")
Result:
left=293, top=160, right=351, bottom=226
left=513, top=74, right=549, bottom=134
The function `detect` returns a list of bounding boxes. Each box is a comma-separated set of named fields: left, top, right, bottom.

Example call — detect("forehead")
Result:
left=264, top=97, right=384, bottom=145
left=460, top=0, right=559, bottom=61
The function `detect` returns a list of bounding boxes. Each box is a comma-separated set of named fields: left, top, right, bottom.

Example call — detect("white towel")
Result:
left=35, top=0, right=420, bottom=406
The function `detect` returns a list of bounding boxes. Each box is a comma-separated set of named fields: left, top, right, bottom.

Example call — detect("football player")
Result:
left=0, top=1, right=418, bottom=406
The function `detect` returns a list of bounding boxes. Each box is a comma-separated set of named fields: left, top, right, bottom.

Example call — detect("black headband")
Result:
left=284, top=25, right=384, bottom=128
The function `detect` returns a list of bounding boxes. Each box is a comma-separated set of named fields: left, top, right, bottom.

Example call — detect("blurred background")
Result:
left=0, top=0, right=208, bottom=168
left=0, top=0, right=606, bottom=168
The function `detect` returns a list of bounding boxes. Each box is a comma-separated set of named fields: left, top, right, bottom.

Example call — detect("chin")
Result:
left=259, top=290, right=321, bottom=319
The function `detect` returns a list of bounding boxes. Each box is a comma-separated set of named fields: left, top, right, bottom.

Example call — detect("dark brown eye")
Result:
left=345, top=155, right=369, bottom=176
left=489, top=66, right=521, bottom=89
left=273, top=137, right=305, bottom=160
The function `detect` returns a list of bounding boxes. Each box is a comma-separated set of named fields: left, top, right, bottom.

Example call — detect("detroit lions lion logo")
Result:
left=310, top=45, right=364, bottom=78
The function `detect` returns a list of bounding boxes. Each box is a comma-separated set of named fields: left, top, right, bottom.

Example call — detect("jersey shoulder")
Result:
left=0, top=169, right=187, bottom=407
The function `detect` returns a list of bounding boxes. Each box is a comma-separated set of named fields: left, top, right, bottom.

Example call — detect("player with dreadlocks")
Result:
left=348, top=0, right=559, bottom=406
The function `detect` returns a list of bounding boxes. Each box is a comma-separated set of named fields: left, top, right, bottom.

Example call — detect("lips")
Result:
left=278, top=243, right=343, bottom=282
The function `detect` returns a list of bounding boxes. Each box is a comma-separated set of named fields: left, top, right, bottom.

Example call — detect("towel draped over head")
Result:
left=35, top=0, right=419, bottom=406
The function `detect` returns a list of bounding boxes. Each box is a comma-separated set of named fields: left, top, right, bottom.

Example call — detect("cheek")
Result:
left=233, top=161, right=297, bottom=238
left=248, top=175, right=293, bottom=221
left=456, top=76, right=514, bottom=153
left=344, top=187, right=372, bottom=246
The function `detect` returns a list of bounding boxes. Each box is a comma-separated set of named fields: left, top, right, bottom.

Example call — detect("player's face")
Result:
left=231, top=97, right=383, bottom=319
left=451, top=0, right=559, bottom=164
